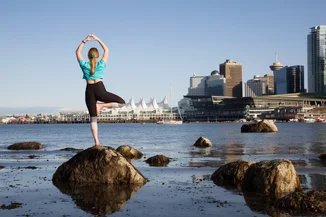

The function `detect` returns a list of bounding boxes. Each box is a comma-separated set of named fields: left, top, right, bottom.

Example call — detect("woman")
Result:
left=76, top=34, right=125, bottom=146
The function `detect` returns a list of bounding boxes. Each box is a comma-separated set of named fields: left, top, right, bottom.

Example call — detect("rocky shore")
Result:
left=1, top=124, right=326, bottom=217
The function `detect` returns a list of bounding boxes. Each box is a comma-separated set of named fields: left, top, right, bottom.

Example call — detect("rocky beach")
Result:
left=0, top=123, right=326, bottom=217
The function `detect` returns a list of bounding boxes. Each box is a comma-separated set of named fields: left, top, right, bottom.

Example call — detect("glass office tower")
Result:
left=308, top=25, right=326, bottom=95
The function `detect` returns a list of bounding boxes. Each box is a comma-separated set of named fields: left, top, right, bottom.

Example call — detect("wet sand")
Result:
left=0, top=144, right=326, bottom=217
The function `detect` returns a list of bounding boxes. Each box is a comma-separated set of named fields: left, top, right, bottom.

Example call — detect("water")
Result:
left=0, top=123, right=326, bottom=217
left=1, top=122, right=326, bottom=161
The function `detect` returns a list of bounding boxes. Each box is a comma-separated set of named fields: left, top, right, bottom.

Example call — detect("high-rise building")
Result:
left=219, top=59, right=242, bottom=97
left=206, top=71, right=225, bottom=96
left=187, top=71, right=225, bottom=96
left=188, top=74, right=207, bottom=96
left=252, top=74, right=275, bottom=95
left=244, top=79, right=266, bottom=97
left=274, top=65, right=304, bottom=94
left=308, top=25, right=326, bottom=95
left=264, top=74, right=275, bottom=94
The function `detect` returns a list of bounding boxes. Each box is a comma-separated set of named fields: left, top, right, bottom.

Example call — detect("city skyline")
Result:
left=1, top=0, right=326, bottom=114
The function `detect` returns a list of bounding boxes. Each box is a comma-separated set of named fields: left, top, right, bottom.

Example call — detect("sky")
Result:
left=1, top=0, right=326, bottom=115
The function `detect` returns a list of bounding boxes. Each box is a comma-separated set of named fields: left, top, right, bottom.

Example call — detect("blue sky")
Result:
left=1, top=0, right=325, bottom=114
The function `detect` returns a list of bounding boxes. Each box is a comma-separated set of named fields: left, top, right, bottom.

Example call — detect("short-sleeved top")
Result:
left=79, top=59, right=106, bottom=80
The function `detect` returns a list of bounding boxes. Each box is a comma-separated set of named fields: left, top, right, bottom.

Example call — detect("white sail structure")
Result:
left=140, top=98, right=148, bottom=109
left=122, top=98, right=138, bottom=110
left=157, top=96, right=170, bottom=109
left=118, top=97, right=173, bottom=111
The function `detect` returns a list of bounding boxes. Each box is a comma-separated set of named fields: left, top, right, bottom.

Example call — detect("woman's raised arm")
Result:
left=91, top=34, right=109, bottom=63
left=76, top=35, right=92, bottom=62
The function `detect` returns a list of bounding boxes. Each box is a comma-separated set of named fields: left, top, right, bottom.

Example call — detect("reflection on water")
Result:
left=243, top=174, right=326, bottom=216
left=243, top=193, right=298, bottom=217
left=53, top=181, right=145, bottom=216
left=300, top=173, right=326, bottom=190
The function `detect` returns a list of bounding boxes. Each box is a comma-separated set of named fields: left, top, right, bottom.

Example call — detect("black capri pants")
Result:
left=85, top=81, right=125, bottom=117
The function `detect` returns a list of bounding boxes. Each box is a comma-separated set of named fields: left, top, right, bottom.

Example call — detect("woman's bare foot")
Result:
left=95, top=143, right=101, bottom=146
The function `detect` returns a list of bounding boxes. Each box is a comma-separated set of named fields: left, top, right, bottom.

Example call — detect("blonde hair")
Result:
left=88, top=48, right=99, bottom=75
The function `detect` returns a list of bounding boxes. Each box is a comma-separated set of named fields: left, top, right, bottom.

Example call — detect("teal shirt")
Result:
left=79, top=59, right=106, bottom=80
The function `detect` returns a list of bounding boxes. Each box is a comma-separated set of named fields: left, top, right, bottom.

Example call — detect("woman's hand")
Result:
left=91, top=34, right=100, bottom=41
left=83, top=34, right=92, bottom=43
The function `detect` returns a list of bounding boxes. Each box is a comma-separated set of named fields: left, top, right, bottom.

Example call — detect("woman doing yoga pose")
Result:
left=76, top=34, right=125, bottom=146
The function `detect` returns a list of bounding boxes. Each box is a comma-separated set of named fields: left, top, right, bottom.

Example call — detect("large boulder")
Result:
left=193, top=136, right=212, bottom=148
left=211, top=160, right=255, bottom=188
left=242, top=159, right=302, bottom=199
left=116, top=145, right=143, bottom=160
left=8, top=142, right=42, bottom=150
left=54, top=181, right=144, bottom=216
left=241, top=120, right=278, bottom=133
left=145, top=155, right=170, bottom=167
left=52, top=146, right=147, bottom=184
left=274, top=190, right=326, bottom=215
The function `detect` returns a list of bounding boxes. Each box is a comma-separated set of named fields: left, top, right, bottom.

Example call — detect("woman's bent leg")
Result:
left=95, top=82, right=126, bottom=111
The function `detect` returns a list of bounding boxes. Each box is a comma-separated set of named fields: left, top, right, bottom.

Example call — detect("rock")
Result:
left=274, top=190, right=326, bottom=214
left=193, top=136, right=213, bottom=148
left=0, top=202, right=23, bottom=210
left=54, top=181, right=144, bottom=216
left=242, top=159, right=302, bottom=199
left=211, top=160, right=255, bottom=188
left=319, top=154, right=326, bottom=160
left=28, top=155, right=39, bottom=159
left=52, top=146, right=147, bottom=184
left=116, top=145, right=143, bottom=160
left=145, top=155, right=170, bottom=167
left=17, top=166, right=38, bottom=170
left=8, top=142, right=42, bottom=150
left=0, top=166, right=4, bottom=169
left=241, top=120, right=278, bottom=133
left=59, top=147, right=84, bottom=152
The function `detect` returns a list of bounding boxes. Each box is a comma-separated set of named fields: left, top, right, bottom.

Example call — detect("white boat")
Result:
left=157, top=119, right=183, bottom=124
left=304, top=118, right=316, bottom=123
left=156, top=86, right=183, bottom=125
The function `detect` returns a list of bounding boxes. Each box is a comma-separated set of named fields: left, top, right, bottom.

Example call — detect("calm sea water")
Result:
left=1, top=122, right=326, bottom=151
left=1, top=122, right=326, bottom=167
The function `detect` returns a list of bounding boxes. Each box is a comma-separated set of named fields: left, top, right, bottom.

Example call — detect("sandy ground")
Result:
left=0, top=148, right=325, bottom=217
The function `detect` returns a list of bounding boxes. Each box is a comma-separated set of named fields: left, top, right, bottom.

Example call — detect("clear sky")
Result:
left=1, top=0, right=325, bottom=114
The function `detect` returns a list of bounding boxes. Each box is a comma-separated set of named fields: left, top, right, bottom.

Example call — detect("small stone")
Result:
left=145, top=155, right=170, bottom=167
left=193, top=137, right=212, bottom=148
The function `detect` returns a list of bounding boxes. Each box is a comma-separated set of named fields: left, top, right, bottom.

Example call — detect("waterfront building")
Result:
left=182, top=93, right=326, bottom=122
left=206, top=71, right=225, bottom=96
left=308, top=25, right=326, bottom=95
left=259, top=74, right=275, bottom=94
left=274, top=65, right=304, bottom=94
left=188, top=71, right=225, bottom=96
left=219, top=59, right=242, bottom=97
left=47, top=97, right=180, bottom=123
left=188, top=74, right=207, bottom=96
left=244, top=78, right=266, bottom=97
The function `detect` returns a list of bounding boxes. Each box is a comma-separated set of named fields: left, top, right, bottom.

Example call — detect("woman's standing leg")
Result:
left=85, top=85, right=101, bottom=146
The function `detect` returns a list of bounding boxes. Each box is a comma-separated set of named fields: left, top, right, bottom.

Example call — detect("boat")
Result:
left=304, top=118, right=316, bottom=123
left=157, top=87, right=183, bottom=125
left=157, top=119, right=182, bottom=124
left=317, top=117, right=326, bottom=123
